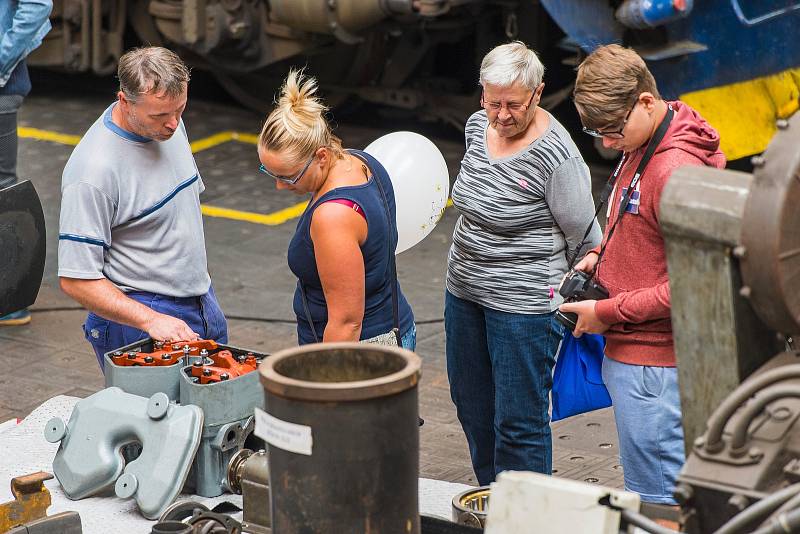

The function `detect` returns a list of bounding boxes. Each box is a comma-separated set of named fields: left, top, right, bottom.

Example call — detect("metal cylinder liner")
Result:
left=260, top=342, right=421, bottom=533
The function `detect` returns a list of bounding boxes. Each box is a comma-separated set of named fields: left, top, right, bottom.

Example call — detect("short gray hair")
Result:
left=118, top=47, right=190, bottom=102
left=479, top=41, right=545, bottom=90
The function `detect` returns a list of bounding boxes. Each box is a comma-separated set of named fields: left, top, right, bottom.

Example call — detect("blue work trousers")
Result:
left=83, top=285, right=228, bottom=370
left=445, top=290, right=562, bottom=485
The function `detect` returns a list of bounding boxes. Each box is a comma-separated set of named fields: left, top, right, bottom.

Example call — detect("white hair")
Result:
left=479, top=41, right=545, bottom=90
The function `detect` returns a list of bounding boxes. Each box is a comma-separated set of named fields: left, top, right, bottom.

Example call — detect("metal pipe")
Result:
left=701, top=364, right=800, bottom=452
left=728, top=384, right=800, bottom=451
left=730, top=0, right=800, bottom=27
left=713, top=483, right=800, bottom=534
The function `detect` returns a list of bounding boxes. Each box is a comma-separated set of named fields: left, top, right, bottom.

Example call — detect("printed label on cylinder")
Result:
left=254, top=407, right=313, bottom=456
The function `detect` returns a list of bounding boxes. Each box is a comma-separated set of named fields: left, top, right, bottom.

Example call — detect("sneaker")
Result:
left=0, top=309, right=31, bottom=326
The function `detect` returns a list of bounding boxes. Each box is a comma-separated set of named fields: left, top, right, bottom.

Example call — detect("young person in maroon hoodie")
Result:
left=561, top=44, right=726, bottom=510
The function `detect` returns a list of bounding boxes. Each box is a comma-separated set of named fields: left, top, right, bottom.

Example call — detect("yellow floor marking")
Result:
left=201, top=201, right=308, bottom=226
left=18, top=125, right=452, bottom=226
left=18, top=127, right=81, bottom=146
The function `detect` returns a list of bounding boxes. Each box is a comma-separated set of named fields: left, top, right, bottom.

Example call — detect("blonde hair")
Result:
left=573, top=44, right=661, bottom=131
left=480, top=41, right=545, bottom=90
left=118, top=47, right=190, bottom=103
left=258, top=69, right=343, bottom=164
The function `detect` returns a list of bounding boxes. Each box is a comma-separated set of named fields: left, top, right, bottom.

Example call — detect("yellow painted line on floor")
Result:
left=17, top=125, right=453, bottom=227
left=201, top=201, right=308, bottom=226
left=190, top=131, right=258, bottom=153
left=18, top=127, right=81, bottom=146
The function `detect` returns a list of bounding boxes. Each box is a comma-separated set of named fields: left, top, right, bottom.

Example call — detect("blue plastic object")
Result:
left=616, top=0, right=694, bottom=29
left=551, top=331, right=612, bottom=422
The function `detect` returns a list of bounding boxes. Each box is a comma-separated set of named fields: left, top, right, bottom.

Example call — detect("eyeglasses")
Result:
left=582, top=104, right=636, bottom=139
left=480, top=91, right=535, bottom=114
left=259, top=154, right=315, bottom=184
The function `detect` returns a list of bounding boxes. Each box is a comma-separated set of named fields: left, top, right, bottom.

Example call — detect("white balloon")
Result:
left=364, top=132, right=449, bottom=254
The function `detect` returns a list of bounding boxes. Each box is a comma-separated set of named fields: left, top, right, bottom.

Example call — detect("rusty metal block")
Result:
left=0, top=472, right=53, bottom=532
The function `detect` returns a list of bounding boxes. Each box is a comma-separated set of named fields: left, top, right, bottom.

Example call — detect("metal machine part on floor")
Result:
left=660, top=113, right=800, bottom=532
left=104, top=339, right=267, bottom=498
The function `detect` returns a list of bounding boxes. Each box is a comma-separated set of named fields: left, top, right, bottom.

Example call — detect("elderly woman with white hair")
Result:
left=445, top=41, right=601, bottom=484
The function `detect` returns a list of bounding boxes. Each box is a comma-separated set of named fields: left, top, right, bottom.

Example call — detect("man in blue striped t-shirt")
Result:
left=58, top=47, right=227, bottom=369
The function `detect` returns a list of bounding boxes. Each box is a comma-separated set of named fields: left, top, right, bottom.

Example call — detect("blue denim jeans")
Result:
left=400, top=323, right=417, bottom=351
left=83, top=285, right=228, bottom=370
left=445, top=290, right=563, bottom=485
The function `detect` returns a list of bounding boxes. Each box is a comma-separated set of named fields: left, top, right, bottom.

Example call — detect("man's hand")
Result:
left=574, top=251, right=599, bottom=274
left=559, top=299, right=610, bottom=337
left=143, top=312, right=199, bottom=343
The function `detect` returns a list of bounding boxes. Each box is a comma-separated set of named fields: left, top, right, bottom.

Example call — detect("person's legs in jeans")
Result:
left=485, top=310, right=561, bottom=478
left=0, top=96, right=22, bottom=189
left=445, top=290, right=495, bottom=485
left=602, top=357, right=685, bottom=504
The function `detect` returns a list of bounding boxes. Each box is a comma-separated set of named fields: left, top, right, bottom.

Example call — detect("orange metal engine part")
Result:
left=110, top=340, right=220, bottom=367
left=189, top=350, right=259, bottom=384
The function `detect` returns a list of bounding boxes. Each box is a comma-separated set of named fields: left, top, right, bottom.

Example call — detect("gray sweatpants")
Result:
left=0, top=95, right=24, bottom=189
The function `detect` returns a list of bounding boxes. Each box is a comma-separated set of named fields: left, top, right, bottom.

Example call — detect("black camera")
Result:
left=555, top=269, right=609, bottom=331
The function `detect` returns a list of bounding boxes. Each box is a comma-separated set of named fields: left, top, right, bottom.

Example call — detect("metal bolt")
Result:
left=237, top=354, right=246, bottom=363
left=144, top=356, right=154, bottom=364
left=193, top=360, right=203, bottom=367
left=777, top=119, right=790, bottom=129
left=739, top=286, right=752, bottom=298
left=155, top=341, right=163, bottom=349
left=728, top=494, right=749, bottom=512
left=220, top=373, right=230, bottom=381
left=172, top=344, right=181, bottom=350
left=113, top=351, right=123, bottom=357
left=732, top=245, right=747, bottom=258
left=161, top=353, right=171, bottom=360
left=751, top=155, right=766, bottom=167
left=203, top=368, right=212, bottom=377
left=200, top=349, right=209, bottom=357
left=127, top=352, right=137, bottom=360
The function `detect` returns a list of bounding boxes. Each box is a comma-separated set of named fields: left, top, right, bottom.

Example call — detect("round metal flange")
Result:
left=44, top=417, right=66, bottom=443
left=159, top=499, right=210, bottom=523
left=147, top=392, right=170, bottom=420
left=188, top=510, right=242, bottom=534
left=740, top=111, right=800, bottom=335
left=150, top=520, right=192, bottom=534
left=452, top=486, right=490, bottom=528
left=115, top=473, right=138, bottom=498
left=226, top=448, right=253, bottom=494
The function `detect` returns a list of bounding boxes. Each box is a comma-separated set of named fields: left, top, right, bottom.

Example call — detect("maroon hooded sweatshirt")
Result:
left=592, top=100, right=726, bottom=367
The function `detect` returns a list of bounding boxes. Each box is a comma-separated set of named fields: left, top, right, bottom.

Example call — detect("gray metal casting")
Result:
left=45, top=387, right=203, bottom=519
left=179, top=363, right=264, bottom=497
left=660, top=166, right=782, bottom=450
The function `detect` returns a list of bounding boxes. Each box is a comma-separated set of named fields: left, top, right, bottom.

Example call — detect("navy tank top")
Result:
left=287, top=149, right=414, bottom=344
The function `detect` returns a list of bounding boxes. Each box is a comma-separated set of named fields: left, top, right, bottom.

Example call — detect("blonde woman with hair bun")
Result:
left=258, top=69, right=416, bottom=348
